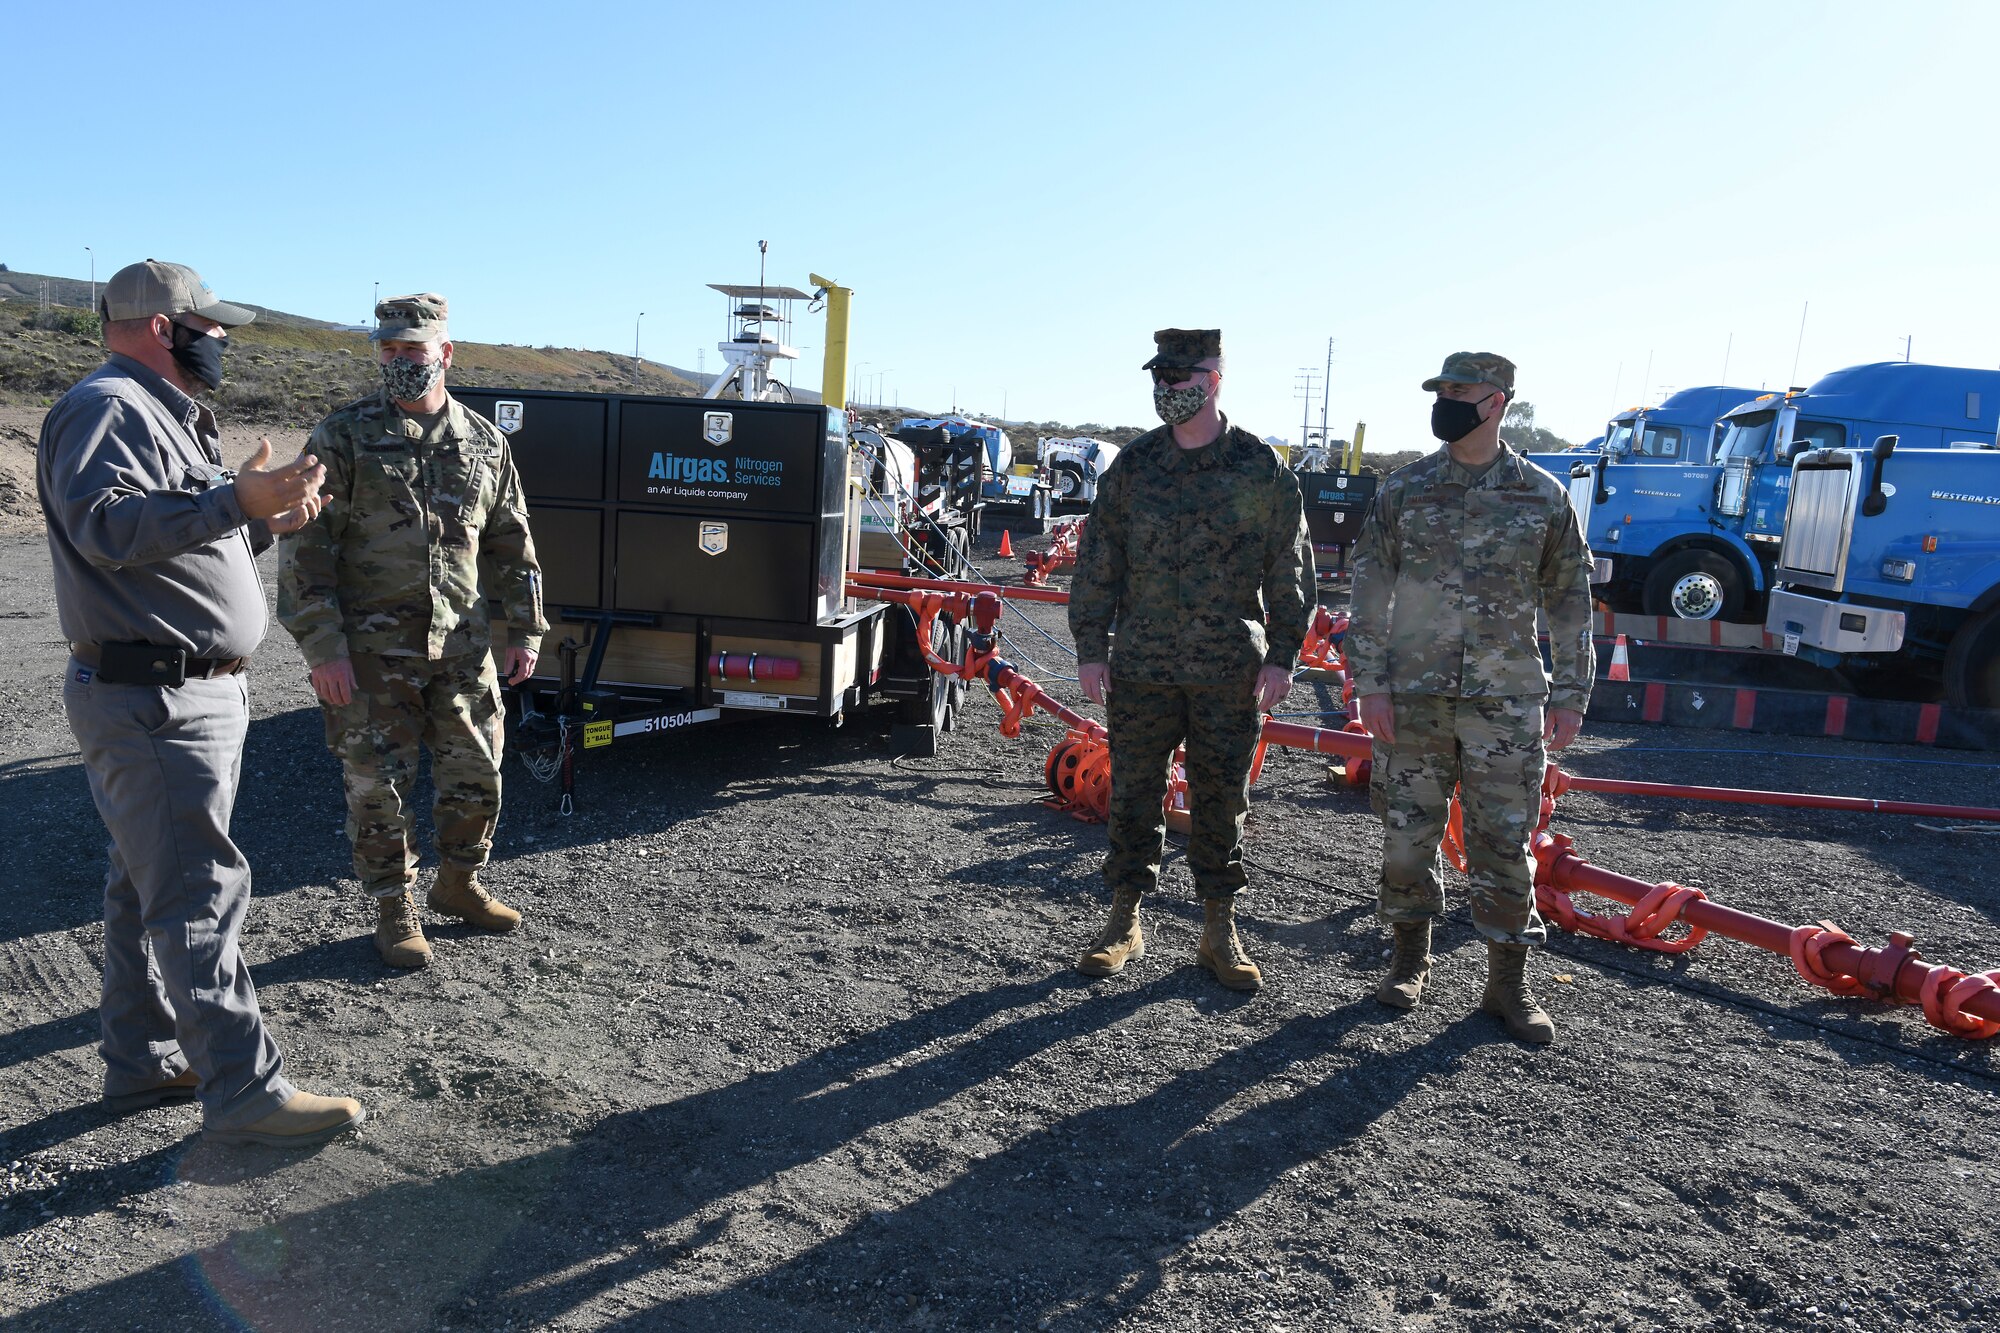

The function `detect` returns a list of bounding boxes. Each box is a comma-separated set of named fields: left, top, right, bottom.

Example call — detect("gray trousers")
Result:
left=62, top=657, right=293, bottom=1129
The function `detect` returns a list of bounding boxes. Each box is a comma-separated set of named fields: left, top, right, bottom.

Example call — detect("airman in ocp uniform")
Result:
left=1069, top=329, right=1315, bottom=992
left=1347, top=351, right=1595, bottom=1044
left=278, top=294, right=547, bottom=967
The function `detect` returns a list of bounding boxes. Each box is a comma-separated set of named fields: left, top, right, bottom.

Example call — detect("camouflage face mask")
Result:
left=381, top=353, right=445, bottom=403
left=1152, top=379, right=1210, bottom=426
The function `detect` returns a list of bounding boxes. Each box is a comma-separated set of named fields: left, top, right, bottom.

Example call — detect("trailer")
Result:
left=1037, top=435, right=1119, bottom=508
left=898, top=416, right=1054, bottom=532
left=455, top=384, right=972, bottom=811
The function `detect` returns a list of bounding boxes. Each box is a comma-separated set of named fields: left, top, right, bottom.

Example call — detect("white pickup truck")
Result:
left=1038, top=436, right=1121, bottom=507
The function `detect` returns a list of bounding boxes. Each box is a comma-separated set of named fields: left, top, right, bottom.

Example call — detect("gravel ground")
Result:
left=2, top=512, right=1998, bottom=1332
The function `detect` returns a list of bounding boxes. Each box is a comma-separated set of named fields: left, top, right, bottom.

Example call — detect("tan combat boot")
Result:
left=429, top=863, right=522, bottom=932
left=375, top=890, right=432, bottom=968
left=1078, top=887, right=1146, bottom=976
left=1375, top=921, right=1433, bottom=1010
left=1480, top=942, right=1556, bottom=1045
left=1196, top=896, right=1262, bottom=992
left=205, top=1090, right=366, bottom=1148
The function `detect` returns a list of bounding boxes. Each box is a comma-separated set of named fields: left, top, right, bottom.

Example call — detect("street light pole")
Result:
left=84, top=246, right=94, bottom=314
left=372, top=280, right=379, bottom=323
left=634, top=312, right=645, bottom=377
left=853, top=361, right=871, bottom=406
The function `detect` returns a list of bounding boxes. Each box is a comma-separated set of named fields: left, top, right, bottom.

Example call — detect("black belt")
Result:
left=71, top=643, right=248, bottom=681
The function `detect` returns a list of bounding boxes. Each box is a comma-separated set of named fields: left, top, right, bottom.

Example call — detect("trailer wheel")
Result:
left=898, top=613, right=960, bottom=732
left=1643, top=550, right=1745, bottom=621
left=1052, top=464, right=1086, bottom=503
left=1944, top=607, right=2000, bottom=710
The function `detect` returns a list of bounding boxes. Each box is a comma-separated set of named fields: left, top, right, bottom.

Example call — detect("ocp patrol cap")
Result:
left=371, top=293, right=449, bottom=343
left=1421, top=351, right=1515, bottom=395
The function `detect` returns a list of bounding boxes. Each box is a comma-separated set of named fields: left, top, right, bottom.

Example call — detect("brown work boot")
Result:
left=429, top=863, right=522, bottom=932
left=375, top=891, right=432, bottom=968
left=1480, top=942, right=1556, bottom=1045
left=204, top=1090, right=365, bottom=1148
left=1078, top=887, right=1146, bottom=976
left=1375, top=920, right=1433, bottom=1010
left=1196, top=896, right=1262, bottom=992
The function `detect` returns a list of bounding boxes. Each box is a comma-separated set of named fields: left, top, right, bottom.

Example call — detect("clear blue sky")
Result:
left=8, top=1, right=1997, bottom=451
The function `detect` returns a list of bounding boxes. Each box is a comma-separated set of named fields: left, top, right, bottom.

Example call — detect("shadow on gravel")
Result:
left=5, top=979, right=1496, bottom=1331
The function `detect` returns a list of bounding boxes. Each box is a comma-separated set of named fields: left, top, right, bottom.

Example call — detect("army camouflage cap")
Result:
left=371, top=293, right=449, bottom=343
left=100, top=259, right=255, bottom=328
left=1141, top=328, right=1223, bottom=371
left=1421, top=351, right=1515, bottom=396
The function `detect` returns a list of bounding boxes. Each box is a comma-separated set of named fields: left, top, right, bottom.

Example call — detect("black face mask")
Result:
left=1430, top=393, right=1492, bottom=444
left=169, top=322, right=227, bottom=391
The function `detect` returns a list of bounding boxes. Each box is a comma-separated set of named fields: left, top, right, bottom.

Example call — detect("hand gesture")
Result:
left=234, top=438, right=327, bottom=521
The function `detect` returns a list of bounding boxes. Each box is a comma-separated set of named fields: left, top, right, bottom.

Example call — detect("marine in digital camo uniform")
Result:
left=278, top=294, right=547, bottom=968
left=40, top=258, right=362, bottom=1147
left=1347, top=351, right=1595, bottom=1044
left=1069, top=328, right=1315, bottom=992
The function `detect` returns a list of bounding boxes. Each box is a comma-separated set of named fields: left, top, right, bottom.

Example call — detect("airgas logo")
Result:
left=649, top=452, right=731, bottom=483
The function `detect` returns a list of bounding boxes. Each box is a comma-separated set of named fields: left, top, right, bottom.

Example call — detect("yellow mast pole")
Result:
left=811, top=272, right=852, bottom=409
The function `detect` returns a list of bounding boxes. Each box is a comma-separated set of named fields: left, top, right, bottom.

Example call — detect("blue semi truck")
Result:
left=1766, top=435, right=2000, bottom=708
left=1579, top=365, right=2000, bottom=621
left=1523, top=387, right=1759, bottom=479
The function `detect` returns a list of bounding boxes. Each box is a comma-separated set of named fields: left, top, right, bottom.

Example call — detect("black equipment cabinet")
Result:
left=455, top=388, right=850, bottom=629
left=1300, top=471, right=1378, bottom=576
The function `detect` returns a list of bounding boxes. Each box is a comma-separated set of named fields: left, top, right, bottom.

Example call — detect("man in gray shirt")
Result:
left=39, top=259, right=363, bottom=1146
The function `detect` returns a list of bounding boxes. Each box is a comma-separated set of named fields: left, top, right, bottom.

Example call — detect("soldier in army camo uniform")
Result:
left=1068, top=329, right=1314, bottom=992
left=278, top=294, right=547, bottom=968
left=1347, top=351, right=1595, bottom=1044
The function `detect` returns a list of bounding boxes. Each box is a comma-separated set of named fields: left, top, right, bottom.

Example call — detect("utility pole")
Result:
left=84, top=245, right=94, bottom=314
left=1294, top=367, right=1322, bottom=462
left=633, top=311, right=644, bottom=379
left=1320, top=337, right=1334, bottom=452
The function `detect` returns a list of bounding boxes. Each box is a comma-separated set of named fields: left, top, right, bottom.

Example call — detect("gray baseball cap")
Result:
left=100, top=260, right=255, bottom=327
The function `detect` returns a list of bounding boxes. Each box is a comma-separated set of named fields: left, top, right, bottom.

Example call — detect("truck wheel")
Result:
left=1944, top=607, right=2000, bottom=710
left=1642, top=550, right=1744, bottom=621
left=1052, top=464, right=1086, bottom=503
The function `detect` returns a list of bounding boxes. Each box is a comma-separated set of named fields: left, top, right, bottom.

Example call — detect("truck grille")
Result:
left=1775, top=460, right=1856, bottom=590
left=1566, top=469, right=1595, bottom=530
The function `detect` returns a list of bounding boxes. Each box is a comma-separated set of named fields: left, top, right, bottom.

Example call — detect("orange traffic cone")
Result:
left=1607, top=633, right=1631, bottom=682
left=998, top=529, right=1014, bottom=558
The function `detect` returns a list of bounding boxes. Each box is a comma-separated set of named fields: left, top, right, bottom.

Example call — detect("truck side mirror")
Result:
left=1592, top=454, right=1611, bottom=506
left=1861, top=434, right=1898, bottom=517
